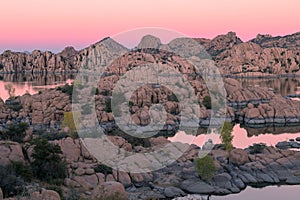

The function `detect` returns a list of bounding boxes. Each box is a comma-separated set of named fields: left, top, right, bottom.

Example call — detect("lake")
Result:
left=238, top=77, right=300, bottom=97
left=169, top=124, right=300, bottom=149
left=2, top=75, right=300, bottom=148
left=176, top=185, right=300, bottom=200
left=0, top=73, right=74, bottom=101
left=1, top=74, right=300, bottom=199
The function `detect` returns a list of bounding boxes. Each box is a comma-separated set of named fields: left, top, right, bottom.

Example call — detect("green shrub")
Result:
left=195, top=156, right=216, bottom=182
left=128, top=101, right=134, bottom=107
left=94, top=164, right=113, bottom=177
left=202, top=96, right=212, bottom=109
left=0, top=164, right=27, bottom=198
left=91, top=87, right=100, bottom=95
left=249, top=143, right=266, bottom=154
left=10, top=161, right=33, bottom=182
left=105, top=99, right=112, bottom=112
left=38, top=131, right=69, bottom=141
left=167, top=93, right=179, bottom=102
left=60, top=83, right=74, bottom=96
left=0, top=122, right=28, bottom=142
left=220, top=122, right=234, bottom=151
left=31, top=138, right=67, bottom=182
left=8, top=104, right=23, bottom=112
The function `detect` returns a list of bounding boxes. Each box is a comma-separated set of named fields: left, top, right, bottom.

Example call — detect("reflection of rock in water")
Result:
left=245, top=125, right=300, bottom=137
left=238, top=77, right=300, bottom=97
left=0, top=73, right=75, bottom=86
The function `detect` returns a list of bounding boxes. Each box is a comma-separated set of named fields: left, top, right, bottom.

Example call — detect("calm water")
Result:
left=184, top=185, right=300, bottom=200
left=169, top=124, right=300, bottom=149
left=0, top=73, right=74, bottom=101
left=1, top=75, right=300, bottom=198
left=2, top=75, right=300, bottom=147
left=237, top=77, right=300, bottom=96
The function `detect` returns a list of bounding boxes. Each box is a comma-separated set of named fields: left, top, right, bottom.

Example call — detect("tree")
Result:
left=31, top=138, right=67, bottom=183
left=220, top=122, right=234, bottom=151
left=202, top=96, right=211, bottom=109
left=195, top=156, right=216, bottom=182
left=0, top=162, right=32, bottom=198
left=4, top=84, right=16, bottom=99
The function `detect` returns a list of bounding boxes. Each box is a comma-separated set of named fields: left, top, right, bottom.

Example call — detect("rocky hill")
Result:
left=250, top=32, right=300, bottom=50
left=1, top=32, right=300, bottom=76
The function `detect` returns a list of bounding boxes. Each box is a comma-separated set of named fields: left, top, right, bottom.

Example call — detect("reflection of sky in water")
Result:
left=0, top=79, right=73, bottom=101
left=169, top=124, right=300, bottom=149
left=211, top=185, right=300, bottom=200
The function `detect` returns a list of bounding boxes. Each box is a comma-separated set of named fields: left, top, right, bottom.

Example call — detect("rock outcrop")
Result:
left=194, top=32, right=243, bottom=57
left=217, top=42, right=300, bottom=76
left=91, top=181, right=128, bottom=200
left=251, top=32, right=300, bottom=51
left=0, top=141, right=25, bottom=166
left=0, top=47, right=78, bottom=73
left=1, top=32, right=300, bottom=77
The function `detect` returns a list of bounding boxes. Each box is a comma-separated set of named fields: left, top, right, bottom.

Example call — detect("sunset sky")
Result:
left=1, top=0, right=299, bottom=53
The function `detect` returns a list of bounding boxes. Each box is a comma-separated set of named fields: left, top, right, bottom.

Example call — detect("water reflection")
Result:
left=169, top=124, right=300, bottom=149
left=244, top=125, right=300, bottom=137
left=211, top=185, right=300, bottom=200
left=237, top=77, right=300, bottom=96
left=0, top=73, right=75, bottom=101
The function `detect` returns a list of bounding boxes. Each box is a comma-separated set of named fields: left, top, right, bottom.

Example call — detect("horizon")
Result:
left=1, top=30, right=299, bottom=54
left=1, top=0, right=300, bottom=53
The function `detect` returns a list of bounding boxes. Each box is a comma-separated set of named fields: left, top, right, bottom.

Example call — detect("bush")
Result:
left=220, top=122, right=234, bottom=151
left=105, top=99, right=112, bottom=112
left=8, top=104, right=23, bottom=112
left=0, top=164, right=28, bottom=198
left=10, top=161, right=33, bottom=182
left=37, top=131, right=69, bottom=141
left=31, top=138, right=67, bottom=182
left=0, top=122, right=28, bottom=142
left=94, top=164, right=113, bottom=177
left=167, top=93, right=179, bottom=102
left=249, top=143, right=266, bottom=154
left=59, top=84, right=73, bottom=96
left=202, top=96, right=212, bottom=109
left=91, top=87, right=100, bottom=95
left=195, top=156, right=216, bottom=182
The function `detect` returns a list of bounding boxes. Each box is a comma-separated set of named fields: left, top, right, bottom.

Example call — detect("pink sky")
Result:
left=1, top=0, right=300, bottom=53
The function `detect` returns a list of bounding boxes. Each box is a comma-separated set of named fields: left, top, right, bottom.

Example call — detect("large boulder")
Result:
left=229, top=149, right=249, bottom=165
left=164, top=186, right=185, bottom=198
left=0, top=141, right=25, bottom=166
left=91, top=181, right=128, bottom=200
left=180, top=179, right=215, bottom=194
left=52, top=138, right=81, bottom=162
left=30, top=189, right=61, bottom=200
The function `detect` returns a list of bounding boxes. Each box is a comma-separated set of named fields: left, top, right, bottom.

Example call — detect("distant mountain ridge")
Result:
left=0, top=31, right=300, bottom=76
